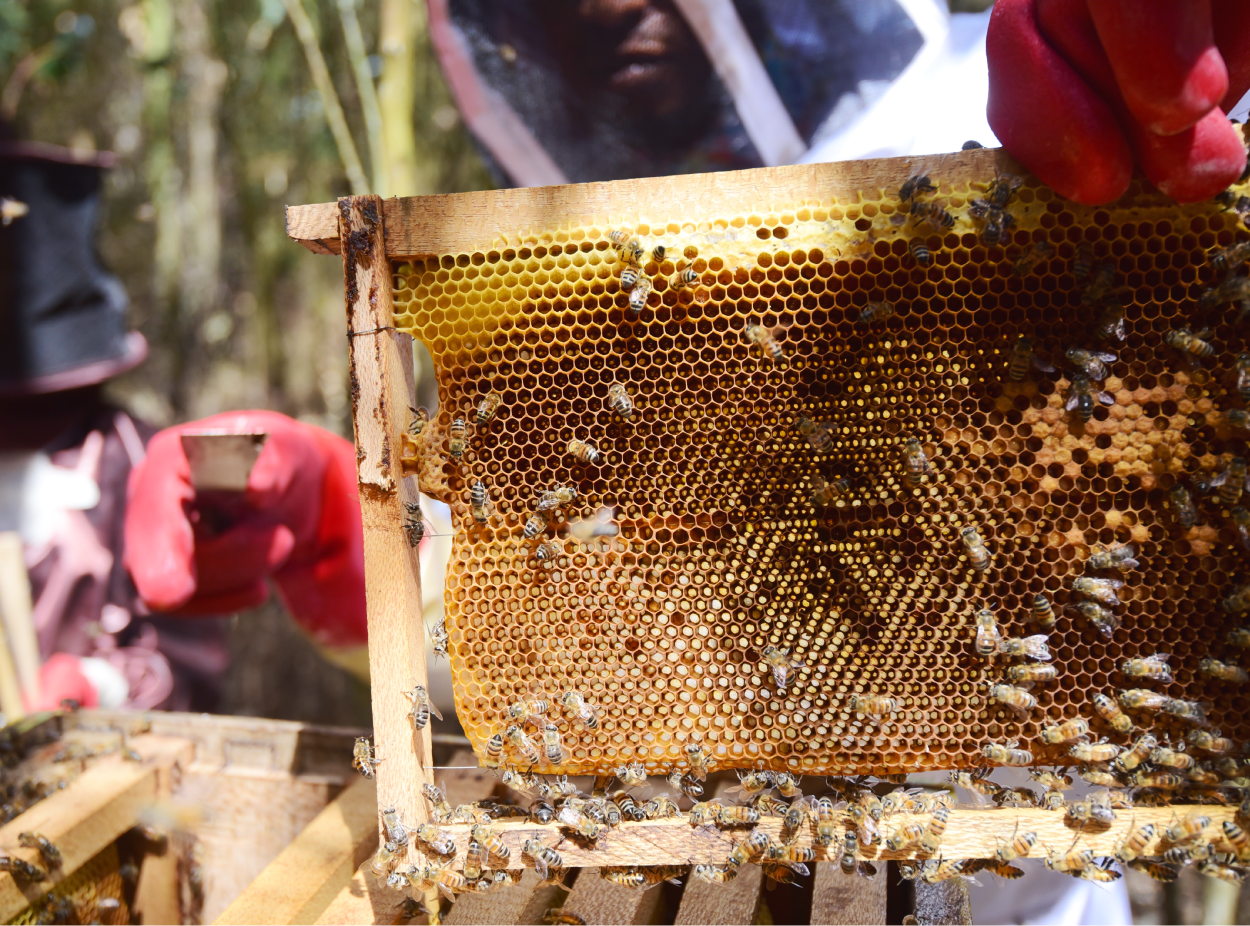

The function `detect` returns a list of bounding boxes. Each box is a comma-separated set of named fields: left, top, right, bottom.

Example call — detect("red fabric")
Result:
left=123, top=412, right=367, bottom=648
left=30, top=653, right=98, bottom=711
left=989, top=0, right=1249, bottom=204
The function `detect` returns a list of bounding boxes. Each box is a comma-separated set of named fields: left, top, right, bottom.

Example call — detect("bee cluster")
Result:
left=384, top=153, right=1250, bottom=900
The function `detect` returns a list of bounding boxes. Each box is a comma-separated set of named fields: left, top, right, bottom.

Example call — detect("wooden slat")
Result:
left=560, top=869, right=665, bottom=926
left=314, top=859, right=410, bottom=926
left=673, top=779, right=763, bottom=926
left=809, top=862, right=887, bottom=926
left=215, top=776, right=380, bottom=925
left=0, top=733, right=192, bottom=921
left=396, top=804, right=1240, bottom=869
left=285, top=147, right=1032, bottom=259
left=340, top=195, right=432, bottom=871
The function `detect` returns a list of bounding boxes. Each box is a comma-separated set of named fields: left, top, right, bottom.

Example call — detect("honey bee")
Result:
left=557, top=805, right=604, bottom=841
left=1165, top=810, right=1212, bottom=845
left=507, top=725, right=540, bottom=764
left=534, top=541, right=561, bottom=565
left=1233, top=355, right=1250, bottom=405
left=724, top=770, right=771, bottom=801
left=1079, top=260, right=1117, bottom=305
left=1065, top=373, right=1114, bottom=423
left=729, top=829, right=773, bottom=867
left=1069, top=738, right=1121, bottom=763
left=1231, top=626, right=1250, bottom=647
left=996, top=825, right=1039, bottom=866
left=979, top=204, right=1017, bottom=245
left=1209, top=239, right=1250, bottom=273
left=561, top=691, right=599, bottom=730
left=1071, top=576, right=1124, bottom=607
left=983, top=741, right=1033, bottom=766
left=476, top=391, right=502, bottom=426
left=628, top=277, right=652, bottom=316
left=1008, top=664, right=1058, bottom=684
left=810, top=474, right=850, bottom=507
left=772, top=771, right=801, bottom=798
left=1188, top=729, right=1233, bottom=755
left=1165, top=326, right=1216, bottom=361
left=651, top=244, right=667, bottom=263
left=422, top=782, right=453, bottom=820
left=370, top=841, right=399, bottom=878
left=1231, top=506, right=1250, bottom=555
left=899, top=172, right=937, bottom=202
left=857, top=301, right=896, bottom=326
left=1041, top=718, right=1090, bottom=745
left=716, top=804, right=762, bottom=828
left=523, top=839, right=563, bottom=880
left=1125, top=858, right=1179, bottom=882
left=1129, top=768, right=1184, bottom=789
left=615, top=762, right=648, bottom=788
left=901, top=438, right=932, bottom=488
left=949, top=769, right=997, bottom=799
left=403, top=684, right=443, bottom=731
left=17, top=833, right=59, bottom=868
left=1012, top=240, right=1054, bottom=277
left=352, top=737, right=380, bottom=778
left=1119, top=688, right=1170, bottom=712
left=746, top=324, right=786, bottom=361
left=381, top=806, right=410, bottom=845
left=683, top=741, right=710, bottom=781
left=1115, top=733, right=1157, bottom=772
left=1029, top=769, right=1073, bottom=792
left=608, top=229, right=639, bottom=259
left=1068, top=244, right=1094, bottom=283
left=606, top=383, right=634, bottom=421
left=1026, top=593, right=1056, bottom=631
left=1089, top=542, right=1140, bottom=571
left=1213, top=456, right=1249, bottom=506
left=567, top=438, right=600, bottom=464
left=415, top=824, right=455, bottom=856
left=1221, top=820, right=1250, bottom=860
left=670, top=267, right=699, bottom=293
left=1006, top=336, right=1055, bottom=382
left=1090, top=693, right=1132, bottom=733
left=1068, top=791, right=1116, bottom=826
left=1077, top=765, right=1124, bottom=787
left=919, top=858, right=972, bottom=883
left=429, top=615, right=448, bottom=661
left=1225, top=582, right=1250, bottom=614
left=974, top=608, right=1001, bottom=657
left=1200, top=656, right=1249, bottom=683
left=1068, top=600, right=1120, bottom=638
left=471, top=824, right=510, bottom=864
left=463, top=838, right=488, bottom=880
left=1163, top=698, right=1209, bottom=726
left=402, top=503, right=426, bottom=547
left=814, top=797, right=839, bottom=847
left=796, top=416, right=834, bottom=452
left=840, top=832, right=862, bottom=876
left=1198, top=274, right=1250, bottom=317
left=1150, top=745, right=1195, bottom=770
left=1093, top=300, right=1127, bottom=344
left=449, top=417, right=467, bottom=460
left=692, top=864, right=738, bottom=884
left=621, top=266, right=640, bottom=290
left=960, top=526, right=991, bottom=572
left=1044, top=841, right=1094, bottom=875
left=1197, top=859, right=1246, bottom=884
left=484, top=732, right=504, bottom=768
left=469, top=480, right=491, bottom=525
left=688, top=800, right=721, bottom=827
left=911, top=201, right=955, bottom=231
left=1164, top=482, right=1202, bottom=530
left=909, top=237, right=932, bottom=266
left=999, top=634, right=1052, bottom=661
left=1065, top=348, right=1117, bottom=382
left=542, top=724, right=568, bottom=766
left=409, top=405, right=430, bottom=438
left=667, top=770, right=703, bottom=800
left=850, top=693, right=898, bottom=715
left=887, top=822, right=926, bottom=852
left=988, top=683, right=1036, bottom=716
left=761, top=645, right=804, bottom=694
left=1121, top=653, right=1173, bottom=682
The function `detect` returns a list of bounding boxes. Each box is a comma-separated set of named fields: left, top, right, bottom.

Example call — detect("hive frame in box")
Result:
left=288, top=145, right=1250, bottom=894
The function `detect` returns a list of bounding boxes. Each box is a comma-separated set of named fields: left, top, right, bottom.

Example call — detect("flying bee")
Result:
left=429, top=615, right=448, bottom=661
left=1213, top=456, right=1249, bottom=507
left=899, top=172, right=937, bottom=203
left=1041, top=718, right=1091, bottom=745
left=1093, top=300, right=1127, bottom=343
left=1069, top=739, right=1121, bottom=763
left=1165, top=810, right=1212, bottom=845
left=994, top=786, right=1038, bottom=808
left=607, top=383, right=634, bottom=422
left=1088, top=542, right=1139, bottom=571
left=1200, top=656, right=1250, bottom=683
left=1127, top=858, right=1179, bottom=882
left=1188, top=729, right=1233, bottom=755
left=746, top=324, right=786, bottom=361
left=1209, top=239, right=1250, bottom=273
left=449, top=417, right=467, bottom=459
left=1044, top=842, right=1094, bottom=875
left=911, top=201, right=955, bottom=231
left=403, top=684, right=443, bottom=731
left=615, top=762, right=648, bottom=788
left=1093, top=692, right=1133, bottom=733
left=670, top=267, right=699, bottom=293
left=1121, top=653, right=1173, bottom=682
left=983, top=741, right=1033, bottom=766
left=1009, top=664, right=1057, bottom=685
left=988, top=683, right=1036, bottom=717
left=1065, top=373, right=1114, bottom=422
left=999, top=634, right=1052, bottom=661
left=352, top=737, right=380, bottom=778
left=810, top=474, right=851, bottom=507
left=950, top=769, right=999, bottom=798
left=1129, top=768, right=1184, bottom=789
left=475, top=391, right=502, bottom=425
left=567, top=439, right=600, bottom=464
left=620, top=266, right=640, bottom=289
left=1163, top=697, right=1209, bottom=726
left=17, top=833, right=59, bottom=868
left=469, top=480, right=490, bottom=525
left=415, top=824, right=456, bottom=856
left=1029, top=593, right=1057, bottom=631
left=0, top=197, right=28, bottom=226
left=506, top=724, right=540, bottom=764
left=1075, top=859, right=1122, bottom=883
left=960, top=526, right=991, bottom=572
left=858, top=300, right=896, bottom=326
left=919, top=858, right=972, bottom=883
left=996, top=825, right=1038, bottom=865
left=500, top=769, right=539, bottom=796
left=561, top=691, right=599, bottom=730
left=761, top=644, right=804, bottom=694
left=974, top=608, right=1001, bottom=657
left=1150, top=746, right=1195, bottom=770
left=542, top=723, right=568, bottom=765
left=850, top=693, right=898, bottom=715
left=901, top=438, right=932, bottom=487
left=523, top=839, right=563, bottom=881
left=1116, top=733, right=1157, bottom=772
left=1113, top=821, right=1157, bottom=865
left=1012, top=240, right=1054, bottom=277
left=1007, top=336, right=1055, bottom=382
left=796, top=416, right=834, bottom=452
left=1165, top=327, right=1216, bottom=362
left=628, top=277, right=652, bottom=316
left=0, top=857, right=45, bottom=882
left=909, top=237, right=933, bottom=266
left=1072, top=576, right=1124, bottom=607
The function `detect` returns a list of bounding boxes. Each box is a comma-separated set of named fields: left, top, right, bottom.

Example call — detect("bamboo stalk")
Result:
left=335, top=0, right=386, bottom=195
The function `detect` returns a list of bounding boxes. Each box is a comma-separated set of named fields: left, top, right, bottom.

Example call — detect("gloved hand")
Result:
left=123, top=411, right=367, bottom=649
left=987, top=0, right=1250, bottom=204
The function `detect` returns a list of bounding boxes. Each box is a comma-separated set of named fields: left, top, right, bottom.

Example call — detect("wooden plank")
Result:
left=132, top=849, right=181, bottom=926
left=0, top=733, right=192, bottom=921
left=809, top=862, right=887, bottom=926
left=215, top=776, right=380, bottom=925
left=314, top=860, right=410, bottom=926
left=674, top=779, right=763, bottom=926
left=284, top=147, right=1049, bottom=259
left=340, top=195, right=432, bottom=869
left=912, top=879, right=972, bottom=926
left=397, top=804, right=1241, bottom=869
left=560, top=869, right=665, bottom=926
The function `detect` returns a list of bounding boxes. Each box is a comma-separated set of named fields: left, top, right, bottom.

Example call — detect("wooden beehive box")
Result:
left=286, top=144, right=1250, bottom=919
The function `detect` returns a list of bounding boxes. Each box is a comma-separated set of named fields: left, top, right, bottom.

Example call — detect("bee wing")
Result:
left=429, top=701, right=445, bottom=721
left=1031, top=354, right=1056, bottom=373
left=1095, top=352, right=1118, bottom=362
left=1097, top=391, right=1115, bottom=406
left=1065, top=392, right=1081, bottom=411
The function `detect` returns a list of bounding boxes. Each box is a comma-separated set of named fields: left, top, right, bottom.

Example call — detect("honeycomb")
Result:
left=9, top=842, right=128, bottom=925
left=392, top=166, right=1250, bottom=777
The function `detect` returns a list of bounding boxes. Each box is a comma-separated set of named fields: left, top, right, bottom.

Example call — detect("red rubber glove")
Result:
left=123, top=411, right=367, bottom=649
left=988, top=0, right=1250, bottom=205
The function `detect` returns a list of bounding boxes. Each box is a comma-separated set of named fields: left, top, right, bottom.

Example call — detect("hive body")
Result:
left=390, top=157, right=1250, bottom=777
